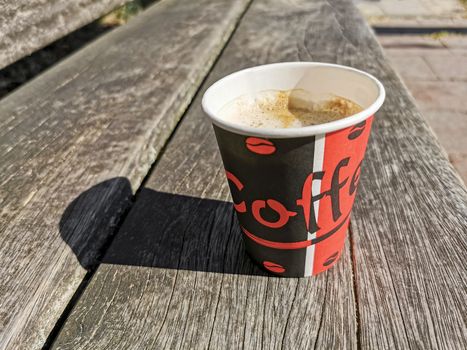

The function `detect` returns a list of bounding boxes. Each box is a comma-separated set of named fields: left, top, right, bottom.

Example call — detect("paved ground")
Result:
left=356, top=0, right=466, bottom=24
left=354, top=0, right=467, bottom=184
left=378, top=34, right=467, bottom=184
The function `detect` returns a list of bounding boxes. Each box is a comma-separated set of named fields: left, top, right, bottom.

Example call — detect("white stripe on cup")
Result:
left=304, top=134, right=325, bottom=277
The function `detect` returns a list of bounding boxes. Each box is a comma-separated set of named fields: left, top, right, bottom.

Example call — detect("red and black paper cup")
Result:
left=202, top=62, right=385, bottom=277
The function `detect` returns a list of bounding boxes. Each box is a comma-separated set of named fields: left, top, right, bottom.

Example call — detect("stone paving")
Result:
left=356, top=0, right=466, bottom=23
left=354, top=0, right=467, bottom=184
left=378, top=34, right=467, bottom=184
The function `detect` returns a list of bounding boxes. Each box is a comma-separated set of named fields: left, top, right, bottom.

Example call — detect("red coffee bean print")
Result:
left=323, top=252, right=339, bottom=266
left=245, top=137, right=276, bottom=155
left=263, top=261, right=286, bottom=273
left=348, top=120, right=366, bottom=140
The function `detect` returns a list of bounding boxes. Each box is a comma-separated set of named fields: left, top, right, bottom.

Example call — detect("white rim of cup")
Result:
left=202, top=62, right=386, bottom=138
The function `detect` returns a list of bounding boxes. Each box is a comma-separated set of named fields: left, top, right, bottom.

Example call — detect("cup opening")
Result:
left=202, top=62, right=385, bottom=138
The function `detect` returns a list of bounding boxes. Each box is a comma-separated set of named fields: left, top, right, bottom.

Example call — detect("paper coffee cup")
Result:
left=202, top=62, right=385, bottom=277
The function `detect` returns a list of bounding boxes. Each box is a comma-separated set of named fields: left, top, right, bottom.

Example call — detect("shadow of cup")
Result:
left=60, top=178, right=266, bottom=276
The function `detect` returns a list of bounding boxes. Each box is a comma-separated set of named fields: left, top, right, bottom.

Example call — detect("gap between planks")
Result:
left=347, top=225, right=361, bottom=350
left=42, top=2, right=254, bottom=348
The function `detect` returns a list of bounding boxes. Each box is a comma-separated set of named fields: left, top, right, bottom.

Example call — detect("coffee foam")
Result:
left=218, top=89, right=363, bottom=129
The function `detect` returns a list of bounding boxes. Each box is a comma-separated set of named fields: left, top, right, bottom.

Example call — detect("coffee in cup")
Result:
left=218, top=89, right=363, bottom=129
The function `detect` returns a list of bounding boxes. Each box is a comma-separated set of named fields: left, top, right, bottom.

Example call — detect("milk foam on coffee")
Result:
left=218, top=89, right=363, bottom=129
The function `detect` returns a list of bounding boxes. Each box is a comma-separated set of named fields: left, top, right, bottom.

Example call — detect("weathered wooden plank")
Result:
left=0, top=0, right=250, bottom=348
left=54, top=0, right=467, bottom=349
left=51, top=1, right=366, bottom=349
left=304, top=1, right=467, bottom=349
left=0, top=0, right=128, bottom=69
left=54, top=191, right=357, bottom=349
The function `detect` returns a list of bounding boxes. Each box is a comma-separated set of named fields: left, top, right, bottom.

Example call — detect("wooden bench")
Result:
left=0, top=0, right=128, bottom=70
left=1, top=0, right=466, bottom=349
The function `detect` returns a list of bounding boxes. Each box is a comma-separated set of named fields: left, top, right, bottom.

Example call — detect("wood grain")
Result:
left=307, top=1, right=467, bottom=349
left=0, top=0, right=250, bottom=348
left=54, top=0, right=467, bottom=349
left=51, top=0, right=367, bottom=349
left=0, top=0, right=128, bottom=69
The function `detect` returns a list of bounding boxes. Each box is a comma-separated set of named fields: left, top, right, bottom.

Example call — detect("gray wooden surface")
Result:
left=295, top=1, right=467, bottom=349
left=51, top=0, right=360, bottom=347
left=52, top=0, right=467, bottom=349
left=0, top=0, right=250, bottom=348
left=0, top=0, right=127, bottom=69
